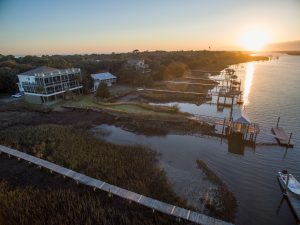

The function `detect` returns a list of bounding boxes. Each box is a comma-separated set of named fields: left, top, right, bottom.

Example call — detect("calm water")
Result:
left=96, top=55, right=300, bottom=225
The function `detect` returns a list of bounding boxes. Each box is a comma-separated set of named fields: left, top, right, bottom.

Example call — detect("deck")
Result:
left=271, top=127, right=293, bottom=147
left=137, top=88, right=237, bottom=97
left=184, top=77, right=232, bottom=82
left=190, top=115, right=260, bottom=134
left=137, top=88, right=208, bottom=96
left=0, top=145, right=233, bottom=225
left=165, top=81, right=216, bottom=86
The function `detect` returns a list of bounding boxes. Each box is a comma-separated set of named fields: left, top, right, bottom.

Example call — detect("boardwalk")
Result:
left=184, top=77, right=232, bottom=82
left=0, top=145, right=233, bottom=225
left=137, top=88, right=208, bottom=96
left=165, top=81, right=216, bottom=86
left=137, top=88, right=232, bottom=97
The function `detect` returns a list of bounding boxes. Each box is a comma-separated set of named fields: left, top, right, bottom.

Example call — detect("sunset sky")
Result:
left=0, top=0, right=299, bottom=55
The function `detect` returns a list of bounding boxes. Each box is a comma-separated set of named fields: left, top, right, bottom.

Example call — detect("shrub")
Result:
left=96, top=82, right=110, bottom=99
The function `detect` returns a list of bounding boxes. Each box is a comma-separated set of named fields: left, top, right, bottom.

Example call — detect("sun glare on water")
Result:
left=243, top=62, right=254, bottom=106
left=240, top=30, right=269, bottom=51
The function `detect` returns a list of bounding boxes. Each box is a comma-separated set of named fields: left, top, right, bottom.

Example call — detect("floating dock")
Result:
left=0, top=145, right=233, bottom=225
left=271, top=117, right=293, bottom=148
left=277, top=175, right=300, bottom=222
left=271, top=127, right=293, bottom=148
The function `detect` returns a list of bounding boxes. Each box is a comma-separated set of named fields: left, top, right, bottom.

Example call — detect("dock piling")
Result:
left=276, top=117, right=280, bottom=127
left=284, top=172, right=290, bottom=195
left=288, top=133, right=292, bottom=146
left=221, top=117, right=226, bottom=135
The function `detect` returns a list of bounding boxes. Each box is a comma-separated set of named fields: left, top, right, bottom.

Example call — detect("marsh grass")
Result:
left=0, top=181, right=181, bottom=225
left=196, top=160, right=237, bottom=222
left=0, top=125, right=185, bottom=205
left=0, top=125, right=192, bottom=224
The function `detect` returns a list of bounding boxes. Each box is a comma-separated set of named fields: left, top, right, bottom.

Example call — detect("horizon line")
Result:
left=2, top=49, right=299, bottom=58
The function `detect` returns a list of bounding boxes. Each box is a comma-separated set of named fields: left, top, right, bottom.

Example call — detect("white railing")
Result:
left=34, top=68, right=81, bottom=78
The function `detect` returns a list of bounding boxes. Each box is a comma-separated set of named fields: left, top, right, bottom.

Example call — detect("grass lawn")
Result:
left=1, top=94, right=185, bottom=119
left=58, top=95, right=182, bottom=117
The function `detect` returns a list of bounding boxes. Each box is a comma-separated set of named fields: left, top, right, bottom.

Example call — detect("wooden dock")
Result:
left=137, top=88, right=208, bottom=96
left=271, top=127, right=293, bottom=148
left=0, top=145, right=233, bottom=225
left=270, top=117, right=293, bottom=148
left=165, top=81, right=216, bottom=86
left=138, top=88, right=238, bottom=98
left=184, top=77, right=231, bottom=82
left=277, top=175, right=300, bottom=222
left=189, top=115, right=260, bottom=145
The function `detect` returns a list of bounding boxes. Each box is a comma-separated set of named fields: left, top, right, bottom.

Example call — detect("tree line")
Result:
left=0, top=51, right=267, bottom=94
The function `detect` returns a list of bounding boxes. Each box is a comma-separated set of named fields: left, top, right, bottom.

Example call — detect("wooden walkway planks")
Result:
left=137, top=88, right=208, bottom=96
left=137, top=88, right=238, bottom=98
left=0, top=145, right=233, bottom=225
left=184, top=77, right=230, bottom=82
left=165, top=81, right=216, bottom=86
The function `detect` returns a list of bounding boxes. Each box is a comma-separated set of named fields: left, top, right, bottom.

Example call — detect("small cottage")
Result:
left=91, top=72, right=117, bottom=91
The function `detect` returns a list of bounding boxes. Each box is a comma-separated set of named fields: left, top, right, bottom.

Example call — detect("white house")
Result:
left=17, top=66, right=82, bottom=104
left=127, top=59, right=145, bottom=69
left=91, top=72, right=117, bottom=91
left=127, top=59, right=151, bottom=73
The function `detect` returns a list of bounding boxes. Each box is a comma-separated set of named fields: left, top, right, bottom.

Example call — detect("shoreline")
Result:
left=0, top=106, right=214, bottom=137
left=0, top=54, right=271, bottom=225
left=94, top=124, right=237, bottom=223
left=0, top=109, right=236, bottom=222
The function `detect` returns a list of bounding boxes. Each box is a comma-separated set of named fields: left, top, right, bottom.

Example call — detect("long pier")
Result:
left=137, top=88, right=238, bottom=98
left=184, top=77, right=233, bottom=82
left=0, top=145, right=233, bottom=225
left=138, top=88, right=208, bottom=96
left=191, top=69, right=224, bottom=73
left=165, top=81, right=216, bottom=86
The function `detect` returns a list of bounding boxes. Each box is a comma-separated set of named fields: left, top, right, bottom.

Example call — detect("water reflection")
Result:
left=228, top=134, right=245, bottom=155
left=243, top=62, right=254, bottom=106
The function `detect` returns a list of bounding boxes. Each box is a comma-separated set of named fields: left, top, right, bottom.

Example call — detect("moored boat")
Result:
left=278, top=170, right=300, bottom=195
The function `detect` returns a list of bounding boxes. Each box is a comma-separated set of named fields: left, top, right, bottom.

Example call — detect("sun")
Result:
left=240, top=30, right=269, bottom=51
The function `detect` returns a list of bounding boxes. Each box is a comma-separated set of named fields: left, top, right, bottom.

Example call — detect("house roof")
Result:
left=91, top=72, right=116, bottom=80
left=234, top=111, right=251, bottom=124
left=18, top=66, right=58, bottom=76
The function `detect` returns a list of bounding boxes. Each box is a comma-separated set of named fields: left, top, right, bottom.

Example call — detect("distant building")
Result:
left=91, top=72, right=117, bottom=91
left=127, top=59, right=151, bottom=73
left=17, top=66, right=82, bottom=104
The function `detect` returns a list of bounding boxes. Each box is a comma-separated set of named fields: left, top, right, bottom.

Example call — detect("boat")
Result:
left=278, top=170, right=300, bottom=195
